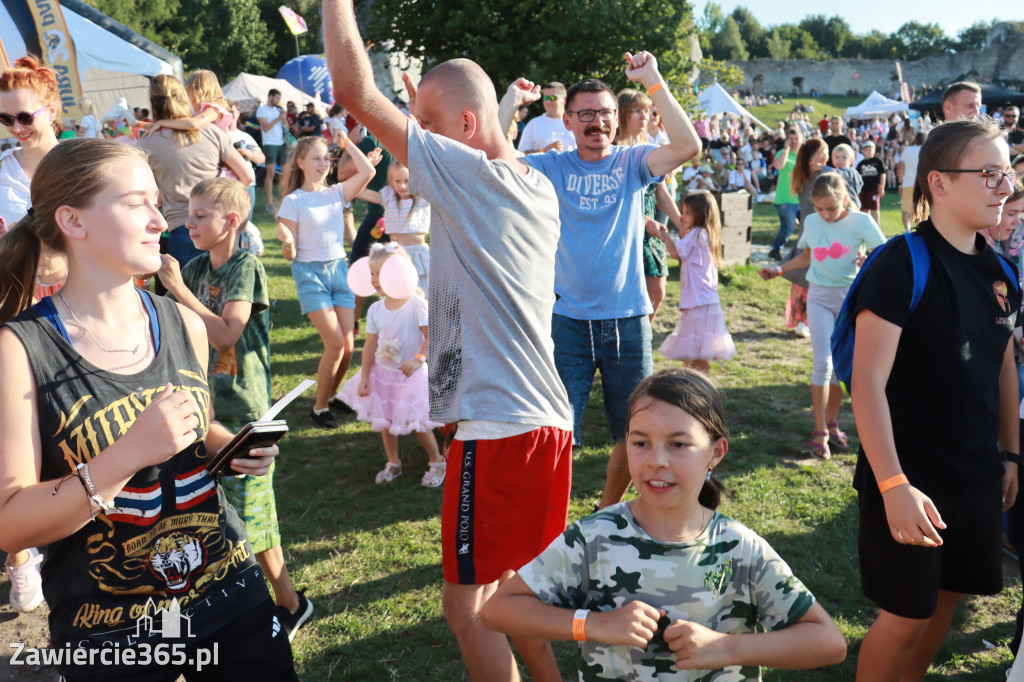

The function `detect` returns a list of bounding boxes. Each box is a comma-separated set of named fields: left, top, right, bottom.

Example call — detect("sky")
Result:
left=690, top=1, right=1010, bottom=38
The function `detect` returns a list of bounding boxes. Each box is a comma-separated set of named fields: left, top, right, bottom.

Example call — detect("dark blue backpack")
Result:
left=830, top=231, right=1019, bottom=395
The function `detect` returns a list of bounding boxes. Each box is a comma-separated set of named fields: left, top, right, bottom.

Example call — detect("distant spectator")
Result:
left=941, top=81, right=982, bottom=121
left=823, top=117, right=852, bottom=164
left=856, top=141, right=886, bottom=224
left=297, top=102, right=323, bottom=137
left=76, top=96, right=99, bottom=138
left=1003, top=106, right=1023, bottom=156
left=517, top=81, right=576, bottom=154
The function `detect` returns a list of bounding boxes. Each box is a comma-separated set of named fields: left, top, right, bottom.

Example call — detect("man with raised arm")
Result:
left=322, top=2, right=573, bottom=680
left=498, top=57, right=701, bottom=511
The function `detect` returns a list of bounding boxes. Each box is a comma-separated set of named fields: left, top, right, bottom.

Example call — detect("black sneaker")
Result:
left=768, top=248, right=782, bottom=261
left=276, top=590, right=314, bottom=642
left=309, top=408, right=339, bottom=429
left=328, top=396, right=354, bottom=414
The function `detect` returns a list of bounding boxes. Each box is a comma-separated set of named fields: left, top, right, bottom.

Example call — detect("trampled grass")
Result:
left=746, top=96, right=863, bottom=131
left=254, top=190, right=1020, bottom=681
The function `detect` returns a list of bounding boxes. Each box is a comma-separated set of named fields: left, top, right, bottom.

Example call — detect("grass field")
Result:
left=254, top=189, right=1019, bottom=681
left=746, top=96, right=862, bottom=130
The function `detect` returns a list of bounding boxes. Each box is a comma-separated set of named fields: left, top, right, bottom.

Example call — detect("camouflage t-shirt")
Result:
left=179, top=250, right=271, bottom=424
left=517, top=502, right=816, bottom=681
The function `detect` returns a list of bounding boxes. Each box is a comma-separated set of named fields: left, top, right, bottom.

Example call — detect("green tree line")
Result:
left=700, top=4, right=1021, bottom=63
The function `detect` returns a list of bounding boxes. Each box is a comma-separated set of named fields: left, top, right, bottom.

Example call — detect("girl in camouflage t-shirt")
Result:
left=483, top=369, right=846, bottom=680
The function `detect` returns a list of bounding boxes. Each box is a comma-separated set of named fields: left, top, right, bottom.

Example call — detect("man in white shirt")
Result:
left=257, top=89, right=287, bottom=211
left=517, top=82, right=576, bottom=154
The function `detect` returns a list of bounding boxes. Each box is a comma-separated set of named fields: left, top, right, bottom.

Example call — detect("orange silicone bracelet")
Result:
left=572, top=609, right=588, bottom=642
left=878, top=474, right=909, bottom=494
left=646, top=82, right=665, bottom=97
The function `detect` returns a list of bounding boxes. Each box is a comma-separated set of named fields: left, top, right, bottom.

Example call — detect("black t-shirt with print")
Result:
left=856, top=157, right=887, bottom=193
left=3, top=294, right=267, bottom=664
left=851, top=220, right=1020, bottom=500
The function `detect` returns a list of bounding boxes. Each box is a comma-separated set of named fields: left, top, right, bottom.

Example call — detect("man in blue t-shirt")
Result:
left=500, top=53, right=701, bottom=508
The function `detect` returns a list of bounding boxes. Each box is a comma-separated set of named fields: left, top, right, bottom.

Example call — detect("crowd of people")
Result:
left=1, top=3, right=1024, bottom=679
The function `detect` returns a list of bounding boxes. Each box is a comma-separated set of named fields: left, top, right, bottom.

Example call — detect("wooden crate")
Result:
left=711, top=191, right=753, bottom=266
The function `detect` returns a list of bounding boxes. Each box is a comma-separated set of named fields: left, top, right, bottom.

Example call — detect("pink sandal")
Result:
left=375, top=462, right=402, bottom=484
left=827, top=422, right=848, bottom=449
left=808, top=431, right=831, bottom=460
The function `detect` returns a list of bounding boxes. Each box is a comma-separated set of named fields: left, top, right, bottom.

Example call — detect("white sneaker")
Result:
left=794, top=322, right=810, bottom=338
left=6, top=547, right=44, bottom=612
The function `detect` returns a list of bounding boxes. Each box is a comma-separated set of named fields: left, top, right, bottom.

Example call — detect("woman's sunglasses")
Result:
left=0, top=105, right=48, bottom=127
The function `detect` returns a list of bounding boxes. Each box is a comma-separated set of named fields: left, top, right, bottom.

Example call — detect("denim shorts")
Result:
left=551, top=313, right=653, bottom=444
left=291, top=258, right=355, bottom=314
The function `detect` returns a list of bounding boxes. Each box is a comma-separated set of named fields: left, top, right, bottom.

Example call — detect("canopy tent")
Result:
left=223, top=72, right=328, bottom=115
left=845, top=91, right=908, bottom=118
left=696, top=82, right=771, bottom=132
left=909, top=83, right=1024, bottom=116
left=0, top=0, right=181, bottom=120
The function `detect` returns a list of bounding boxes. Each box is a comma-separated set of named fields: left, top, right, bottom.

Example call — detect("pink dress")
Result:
left=337, top=296, right=441, bottom=434
left=659, top=227, right=737, bottom=363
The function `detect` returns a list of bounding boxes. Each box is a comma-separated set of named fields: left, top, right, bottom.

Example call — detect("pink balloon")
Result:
left=347, top=257, right=376, bottom=297
left=379, top=256, right=418, bottom=299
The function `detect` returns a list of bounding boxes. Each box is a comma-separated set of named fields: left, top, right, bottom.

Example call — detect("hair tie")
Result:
left=26, top=207, right=35, bottom=218
left=384, top=243, right=400, bottom=253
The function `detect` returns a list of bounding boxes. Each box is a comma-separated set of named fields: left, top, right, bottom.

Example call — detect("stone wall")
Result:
left=719, top=24, right=1024, bottom=96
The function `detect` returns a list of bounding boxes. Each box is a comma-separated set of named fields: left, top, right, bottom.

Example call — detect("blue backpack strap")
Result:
left=905, top=231, right=930, bottom=313
left=996, top=254, right=1021, bottom=294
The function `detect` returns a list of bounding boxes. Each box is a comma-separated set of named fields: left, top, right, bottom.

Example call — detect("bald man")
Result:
left=941, top=81, right=982, bottom=122
left=324, top=3, right=573, bottom=681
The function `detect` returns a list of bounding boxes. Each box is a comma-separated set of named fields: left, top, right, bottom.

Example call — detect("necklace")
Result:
left=58, top=289, right=141, bottom=355
left=106, top=313, right=154, bottom=372
left=629, top=501, right=710, bottom=543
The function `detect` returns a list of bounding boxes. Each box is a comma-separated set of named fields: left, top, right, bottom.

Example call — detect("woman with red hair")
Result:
left=0, top=55, right=64, bottom=614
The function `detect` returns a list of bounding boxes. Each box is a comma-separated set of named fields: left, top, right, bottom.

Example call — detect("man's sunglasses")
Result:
left=543, top=95, right=560, bottom=102
left=0, top=105, right=47, bottom=128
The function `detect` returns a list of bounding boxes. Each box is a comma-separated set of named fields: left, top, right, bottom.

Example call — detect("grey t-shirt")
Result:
left=407, top=124, right=572, bottom=430
left=138, top=126, right=232, bottom=229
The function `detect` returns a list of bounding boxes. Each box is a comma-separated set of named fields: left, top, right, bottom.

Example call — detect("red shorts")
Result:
left=442, top=426, right=572, bottom=584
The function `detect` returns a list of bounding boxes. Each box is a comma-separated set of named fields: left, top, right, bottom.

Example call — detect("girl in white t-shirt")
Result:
left=336, top=244, right=445, bottom=486
left=357, top=162, right=432, bottom=294
left=760, top=173, right=886, bottom=459
left=276, top=136, right=380, bottom=428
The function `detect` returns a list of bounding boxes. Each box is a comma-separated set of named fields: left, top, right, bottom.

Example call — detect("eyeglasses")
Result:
left=630, top=109, right=651, bottom=117
left=567, top=109, right=617, bottom=122
left=542, top=95, right=560, bottom=102
left=937, top=168, right=1018, bottom=189
left=0, top=105, right=48, bottom=127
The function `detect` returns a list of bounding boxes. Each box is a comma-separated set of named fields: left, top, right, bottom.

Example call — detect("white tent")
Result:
left=845, top=91, right=908, bottom=118
left=223, top=73, right=328, bottom=115
left=696, top=82, right=771, bottom=132
left=0, top=0, right=180, bottom=118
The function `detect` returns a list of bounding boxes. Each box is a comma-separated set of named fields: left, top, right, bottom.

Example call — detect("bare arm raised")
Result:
left=323, top=0, right=409, bottom=165
left=623, top=52, right=701, bottom=176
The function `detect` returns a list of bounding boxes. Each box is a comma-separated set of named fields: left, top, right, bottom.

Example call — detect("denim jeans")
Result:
left=551, top=313, right=653, bottom=445
left=772, top=202, right=800, bottom=252
left=167, top=226, right=203, bottom=268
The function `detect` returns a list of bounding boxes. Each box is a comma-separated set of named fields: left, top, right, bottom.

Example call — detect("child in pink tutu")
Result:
left=337, top=243, right=446, bottom=486
left=648, top=190, right=736, bottom=373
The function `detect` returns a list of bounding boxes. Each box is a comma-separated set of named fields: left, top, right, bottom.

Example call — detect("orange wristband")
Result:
left=415, top=353, right=426, bottom=362
left=341, top=137, right=348, bottom=150
left=878, top=474, right=909, bottom=494
left=646, top=81, right=665, bottom=97
left=572, top=609, right=589, bottom=642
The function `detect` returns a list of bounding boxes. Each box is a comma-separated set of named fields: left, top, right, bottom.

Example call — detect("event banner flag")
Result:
left=278, top=6, right=308, bottom=36
left=26, top=0, right=84, bottom=119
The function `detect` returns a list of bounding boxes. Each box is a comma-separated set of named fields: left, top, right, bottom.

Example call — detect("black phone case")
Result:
left=206, top=420, right=288, bottom=477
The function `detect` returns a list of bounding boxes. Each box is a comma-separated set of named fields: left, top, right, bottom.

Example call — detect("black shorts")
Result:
left=858, top=477, right=1003, bottom=620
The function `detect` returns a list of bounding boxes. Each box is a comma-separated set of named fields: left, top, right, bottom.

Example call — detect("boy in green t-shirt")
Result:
left=157, top=178, right=313, bottom=641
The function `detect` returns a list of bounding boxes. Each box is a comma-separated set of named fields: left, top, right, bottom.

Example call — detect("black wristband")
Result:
left=1001, top=449, right=1023, bottom=466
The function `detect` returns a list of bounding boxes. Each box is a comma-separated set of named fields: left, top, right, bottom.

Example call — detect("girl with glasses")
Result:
left=849, top=119, right=1020, bottom=681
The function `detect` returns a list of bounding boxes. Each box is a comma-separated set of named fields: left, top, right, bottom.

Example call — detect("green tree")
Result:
left=765, top=29, right=790, bottom=59
left=361, top=0, right=698, bottom=96
left=798, top=15, right=852, bottom=57
left=713, top=16, right=749, bottom=61
left=893, top=21, right=952, bottom=61
left=729, top=7, right=767, bottom=58
left=845, top=30, right=901, bottom=60
left=775, top=25, right=820, bottom=60
left=86, top=0, right=276, bottom=78
left=956, top=20, right=996, bottom=52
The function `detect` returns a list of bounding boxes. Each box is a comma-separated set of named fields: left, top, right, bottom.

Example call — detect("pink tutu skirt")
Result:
left=659, top=303, right=737, bottom=362
left=337, top=363, right=441, bottom=435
